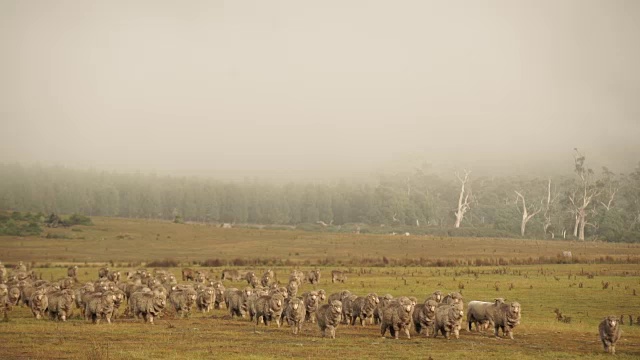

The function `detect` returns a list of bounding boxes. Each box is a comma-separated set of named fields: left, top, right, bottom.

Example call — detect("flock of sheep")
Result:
left=0, top=261, right=623, bottom=354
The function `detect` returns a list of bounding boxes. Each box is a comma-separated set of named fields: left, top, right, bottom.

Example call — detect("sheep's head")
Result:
left=331, top=300, right=342, bottom=314
left=510, top=302, right=521, bottom=316
left=604, top=316, right=618, bottom=330
left=426, top=300, right=438, bottom=313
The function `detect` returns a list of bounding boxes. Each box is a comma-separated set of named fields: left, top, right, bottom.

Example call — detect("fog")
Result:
left=1, top=0, right=639, bottom=180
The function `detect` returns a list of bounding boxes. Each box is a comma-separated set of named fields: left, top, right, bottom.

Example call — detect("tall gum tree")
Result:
left=454, top=170, right=471, bottom=228
left=514, top=190, right=542, bottom=237
left=569, top=149, right=602, bottom=241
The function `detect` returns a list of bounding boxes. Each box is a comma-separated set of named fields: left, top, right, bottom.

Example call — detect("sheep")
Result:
left=169, top=287, right=198, bottom=318
left=269, top=286, right=288, bottom=300
left=289, top=270, right=304, bottom=285
left=413, top=299, right=438, bottom=336
left=221, top=269, right=243, bottom=282
left=331, top=270, right=347, bottom=284
left=0, top=284, right=9, bottom=319
left=8, top=285, right=21, bottom=307
left=107, top=271, right=121, bottom=283
left=492, top=301, right=521, bottom=339
left=261, top=272, right=273, bottom=287
left=196, top=287, right=216, bottom=313
left=179, top=267, right=193, bottom=281
left=263, top=269, right=275, bottom=282
left=109, top=288, right=126, bottom=319
left=223, top=287, right=238, bottom=309
left=59, top=277, right=75, bottom=290
left=243, top=271, right=256, bottom=284
left=434, top=303, right=464, bottom=339
left=16, top=261, right=27, bottom=272
left=303, top=291, right=320, bottom=323
left=67, top=265, right=78, bottom=279
left=380, top=296, right=414, bottom=339
left=307, top=269, right=321, bottom=285
left=29, top=289, right=48, bottom=319
left=284, top=297, right=306, bottom=334
left=75, top=284, right=96, bottom=317
left=350, top=292, right=379, bottom=326
left=328, top=290, right=352, bottom=304
left=316, top=300, right=343, bottom=339
left=98, top=267, right=110, bottom=279
left=211, top=281, right=226, bottom=309
left=286, top=280, right=299, bottom=299
left=255, top=293, right=285, bottom=327
left=47, top=289, right=75, bottom=321
left=599, top=316, right=622, bottom=354
left=427, top=290, right=443, bottom=303
left=441, top=292, right=463, bottom=306
left=194, top=271, right=207, bottom=284
left=0, top=263, right=6, bottom=284
left=373, top=294, right=394, bottom=325
left=466, top=298, right=505, bottom=332
left=129, top=290, right=166, bottom=324
left=20, top=282, right=36, bottom=307
left=85, top=291, right=116, bottom=324
left=228, top=287, right=252, bottom=319
left=342, top=294, right=359, bottom=325
left=248, top=274, right=260, bottom=288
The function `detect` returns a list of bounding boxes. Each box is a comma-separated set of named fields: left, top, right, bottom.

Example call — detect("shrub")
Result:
left=147, top=258, right=179, bottom=267
left=67, top=213, right=93, bottom=226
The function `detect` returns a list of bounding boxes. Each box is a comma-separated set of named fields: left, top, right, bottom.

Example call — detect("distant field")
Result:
left=1, top=217, right=640, bottom=359
left=0, top=217, right=639, bottom=266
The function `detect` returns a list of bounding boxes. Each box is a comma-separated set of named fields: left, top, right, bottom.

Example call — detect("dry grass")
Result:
left=1, top=217, right=639, bottom=267
left=1, top=217, right=640, bottom=359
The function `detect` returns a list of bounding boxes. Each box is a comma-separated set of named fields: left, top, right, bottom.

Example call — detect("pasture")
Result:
left=1, top=217, right=640, bottom=359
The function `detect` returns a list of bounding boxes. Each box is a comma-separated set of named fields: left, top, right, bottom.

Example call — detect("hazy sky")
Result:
left=1, top=0, right=639, bottom=179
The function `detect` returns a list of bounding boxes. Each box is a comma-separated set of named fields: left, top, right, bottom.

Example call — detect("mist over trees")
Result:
left=0, top=159, right=639, bottom=242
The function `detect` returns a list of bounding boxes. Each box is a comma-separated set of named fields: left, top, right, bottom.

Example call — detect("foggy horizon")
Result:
left=1, top=0, right=639, bottom=181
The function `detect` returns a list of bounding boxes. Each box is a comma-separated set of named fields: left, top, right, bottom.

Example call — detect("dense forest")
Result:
left=0, top=156, right=639, bottom=242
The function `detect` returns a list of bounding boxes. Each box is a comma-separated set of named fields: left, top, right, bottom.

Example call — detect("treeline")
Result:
left=0, top=161, right=639, bottom=242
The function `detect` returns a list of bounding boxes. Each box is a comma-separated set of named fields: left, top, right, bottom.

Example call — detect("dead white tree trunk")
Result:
left=454, top=170, right=471, bottom=228
left=515, top=191, right=542, bottom=237
left=570, top=149, right=601, bottom=241
left=542, top=178, right=559, bottom=237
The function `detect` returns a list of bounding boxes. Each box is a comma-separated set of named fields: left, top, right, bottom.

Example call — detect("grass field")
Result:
left=1, top=217, right=640, bottom=359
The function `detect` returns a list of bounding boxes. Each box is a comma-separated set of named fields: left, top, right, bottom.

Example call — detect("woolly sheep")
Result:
left=255, top=293, right=285, bottom=327
left=350, top=292, right=379, bottom=326
left=284, top=297, right=306, bottom=334
left=316, top=300, right=343, bottom=339
left=434, top=303, right=464, bottom=339
left=196, top=287, right=216, bottom=313
left=303, top=291, right=320, bottom=323
left=380, top=296, right=414, bottom=339
left=413, top=299, right=438, bottom=336
left=85, top=292, right=116, bottom=324
left=29, top=289, right=48, bottom=320
left=466, top=298, right=505, bottom=332
left=492, top=301, right=521, bottom=339
left=169, top=287, right=198, bottom=318
left=129, top=290, right=166, bottom=324
left=47, top=289, right=75, bottom=321
left=373, top=294, right=394, bottom=325
left=599, top=315, right=622, bottom=354
left=331, top=270, right=347, bottom=284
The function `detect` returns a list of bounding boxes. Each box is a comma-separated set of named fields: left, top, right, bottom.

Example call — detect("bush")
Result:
left=0, top=219, right=42, bottom=236
left=147, top=258, right=179, bottom=267
left=67, top=213, right=93, bottom=226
